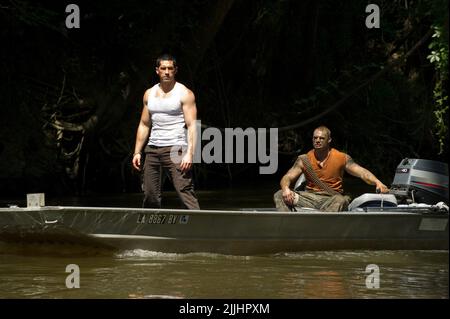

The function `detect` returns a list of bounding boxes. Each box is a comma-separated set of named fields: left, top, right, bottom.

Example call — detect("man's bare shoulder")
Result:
left=176, top=82, right=192, bottom=93
left=178, top=83, right=195, bottom=103
left=293, top=155, right=304, bottom=169
left=345, top=154, right=358, bottom=165
left=144, top=85, right=158, bottom=98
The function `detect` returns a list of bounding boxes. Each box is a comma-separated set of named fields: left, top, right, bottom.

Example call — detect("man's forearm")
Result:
left=280, top=175, right=292, bottom=191
left=360, top=168, right=380, bottom=185
left=186, top=123, right=196, bottom=156
left=134, top=124, right=149, bottom=154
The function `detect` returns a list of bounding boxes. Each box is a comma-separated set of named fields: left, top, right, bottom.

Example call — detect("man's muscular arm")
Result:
left=180, top=88, right=197, bottom=173
left=344, top=155, right=389, bottom=193
left=280, top=157, right=304, bottom=206
left=132, top=90, right=151, bottom=171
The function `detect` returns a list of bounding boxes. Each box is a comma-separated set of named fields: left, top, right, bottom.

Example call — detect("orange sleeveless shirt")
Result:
left=305, top=148, right=347, bottom=193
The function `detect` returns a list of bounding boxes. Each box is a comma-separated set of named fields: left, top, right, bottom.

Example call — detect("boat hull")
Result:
left=0, top=206, right=448, bottom=255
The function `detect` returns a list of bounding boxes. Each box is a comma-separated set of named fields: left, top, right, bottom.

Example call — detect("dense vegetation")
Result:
left=0, top=0, right=448, bottom=196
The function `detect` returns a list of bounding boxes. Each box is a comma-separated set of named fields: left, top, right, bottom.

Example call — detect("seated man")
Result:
left=274, top=126, right=389, bottom=212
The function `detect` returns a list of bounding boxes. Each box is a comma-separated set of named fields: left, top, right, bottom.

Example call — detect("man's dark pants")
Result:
left=142, top=145, right=200, bottom=209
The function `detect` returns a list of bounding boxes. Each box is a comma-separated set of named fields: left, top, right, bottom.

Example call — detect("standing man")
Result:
left=132, top=53, right=200, bottom=209
left=274, top=126, right=388, bottom=212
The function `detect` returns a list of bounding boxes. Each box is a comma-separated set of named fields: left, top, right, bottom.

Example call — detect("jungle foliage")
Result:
left=0, top=0, right=448, bottom=195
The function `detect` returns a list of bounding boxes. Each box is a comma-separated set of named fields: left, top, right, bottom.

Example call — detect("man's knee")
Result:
left=274, top=190, right=290, bottom=212
left=273, top=190, right=283, bottom=202
left=331, top=194, right=349, bottom=211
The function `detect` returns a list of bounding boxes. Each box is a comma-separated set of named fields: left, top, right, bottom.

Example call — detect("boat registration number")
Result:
left=136, top=213, right=189, bottom=225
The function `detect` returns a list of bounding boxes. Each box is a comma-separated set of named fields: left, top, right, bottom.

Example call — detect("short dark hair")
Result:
left=156, top=53, right=177, bottom=68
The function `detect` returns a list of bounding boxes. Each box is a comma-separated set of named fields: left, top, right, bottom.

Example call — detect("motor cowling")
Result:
left=389, top=158, right=449, bottom=205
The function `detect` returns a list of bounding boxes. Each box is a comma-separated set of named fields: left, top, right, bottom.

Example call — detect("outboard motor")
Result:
left=390, top=158, right=449, bottom=205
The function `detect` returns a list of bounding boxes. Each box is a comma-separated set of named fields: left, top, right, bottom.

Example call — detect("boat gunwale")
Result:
left=0, top=205, right=448, bottom=217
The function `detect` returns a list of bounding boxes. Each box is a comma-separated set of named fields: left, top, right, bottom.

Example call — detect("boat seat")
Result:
left=294, top=174, right=306, bottom=192
left=348, top=193, right=398, bottom=211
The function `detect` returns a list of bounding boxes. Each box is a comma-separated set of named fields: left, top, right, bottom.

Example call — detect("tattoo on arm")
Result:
left=361, top=169, right=377, bottom=183
left=346, top=155, right=380, bottom=185
left=346, top=156, right=355, bottom=167
left=280, top=157, right=302, bottom=189
left=293, top=156, right=302, bottom=169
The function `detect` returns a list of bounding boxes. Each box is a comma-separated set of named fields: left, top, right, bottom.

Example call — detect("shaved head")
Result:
left=314, top=126, right=331, bottom=139
left=312, top=126, right=332, bottom=150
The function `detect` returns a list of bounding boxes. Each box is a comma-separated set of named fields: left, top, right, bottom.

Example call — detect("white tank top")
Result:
left=147, top=82, right=187, bottom=147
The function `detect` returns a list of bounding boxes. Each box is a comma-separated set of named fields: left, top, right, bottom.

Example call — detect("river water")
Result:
left=0, top=185, right=448, bottom=299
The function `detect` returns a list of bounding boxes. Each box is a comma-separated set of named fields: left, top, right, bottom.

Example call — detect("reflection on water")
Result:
left=0, top=249, right=447, bottom=298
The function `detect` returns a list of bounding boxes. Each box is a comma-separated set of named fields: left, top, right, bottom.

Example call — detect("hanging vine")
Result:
left=427, top=25, right=449, bottom=155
